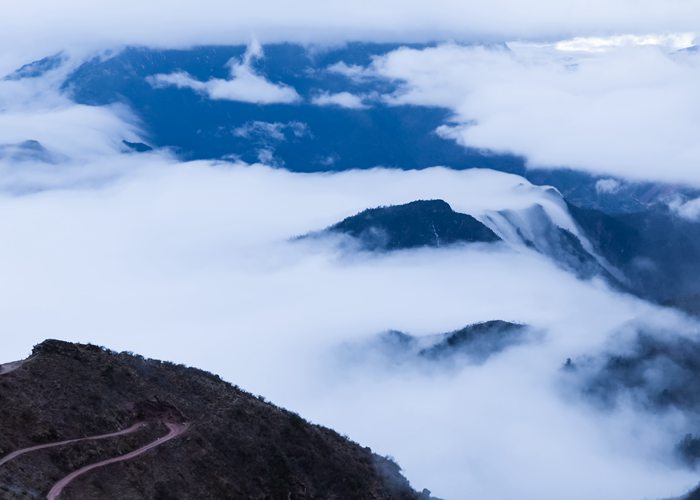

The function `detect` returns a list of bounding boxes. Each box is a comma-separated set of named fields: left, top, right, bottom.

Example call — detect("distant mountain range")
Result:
left=305, top=188, right=700, bottom=315
left=7, top=42, right=694, bottom=312
left=4, top=43, right=687, bottom=214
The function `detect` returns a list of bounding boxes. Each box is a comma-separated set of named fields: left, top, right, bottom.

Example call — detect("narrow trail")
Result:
left=0, top=423, right=145, bottom=468
left=46, top=422, right=188, bottom=500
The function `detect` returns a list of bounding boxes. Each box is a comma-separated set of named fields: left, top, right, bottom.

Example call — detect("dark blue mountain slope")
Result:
left=314, top=199, right=500, bottom=251
left=61, top=44, right=526, bottom=172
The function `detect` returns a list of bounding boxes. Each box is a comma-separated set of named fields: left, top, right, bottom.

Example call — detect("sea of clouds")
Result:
left=0, top=141, right=698, bottom=499
left=3, top=5, right=700, bottom=496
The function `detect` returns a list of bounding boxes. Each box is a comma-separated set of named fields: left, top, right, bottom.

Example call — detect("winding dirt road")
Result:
left=0, top=423, right=145, bottom=468
left=46, top=422, right=188, bottom=500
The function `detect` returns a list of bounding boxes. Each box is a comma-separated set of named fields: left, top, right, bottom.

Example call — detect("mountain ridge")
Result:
left=0, top=339, right=433, bottom=500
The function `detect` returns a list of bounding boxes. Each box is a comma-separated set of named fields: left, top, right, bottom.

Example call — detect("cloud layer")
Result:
left=311, top=91, right=368, bottom=109
left=0, top=151, right=698, bottom=499
left=148, top=41, right=300, bottom=104
left=2, top=9, right=700, bottom=498
left=2, top=1, right=700, bottom=74
left=364, top=42, right=700, bottom=185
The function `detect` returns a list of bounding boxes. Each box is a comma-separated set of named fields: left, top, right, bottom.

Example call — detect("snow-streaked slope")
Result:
left=305, top=166, right=622, bottom=282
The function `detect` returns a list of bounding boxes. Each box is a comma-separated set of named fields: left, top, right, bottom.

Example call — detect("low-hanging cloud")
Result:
left=0, top=62, right=142, bottom=162
left=1, top=0, right=700, bottom=75
left=311, top=91, right=369, bottom=109
left=669, top=196, right=700, bottom=221
left=3, top=22, right=700, bottom=500
left=232, top=121, right=309, bottom=141
left=0, top=147, right=699, bottom=499
left=358, top=42, right=700, bottom=186
left=148, top=40, right=301, bottom=104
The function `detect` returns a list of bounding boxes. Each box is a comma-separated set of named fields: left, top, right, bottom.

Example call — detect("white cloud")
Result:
left=555, top=32, right=696, bottom=52
left=2, top=6, right=700, bottom=498
left=0, top=104, right=139, bottom=160
left=229, top=121, right=308, bottom=167
left=0, top=151, right=698, bottom=499
left=311, top=91, right=369, bottom=109
left=367, top=42, right=700, bottom=186
left=1, top=1, right=700, bottom=74
left=669, top=196, right=700, bottom=220
left=148, top=41, right=301, bottom=104
left=147, top=71, right=205, bottom=91
left=327, top=61, right=374, bottom=80
left=0, top=63, right=143, bottom=162
left=255, top=147, right=280, bottom=166
left=232, top=121, right=309, bottom=141
left=595, top=178, right=621, bottom=194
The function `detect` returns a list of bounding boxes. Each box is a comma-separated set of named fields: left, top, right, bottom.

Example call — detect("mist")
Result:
left=0, top=151, right=698, bottom=498
left=2, top=0, right=700, bottom=75
left=364, top=42, right=700, bottom=186
left=2, top=16, right=700, bottom=498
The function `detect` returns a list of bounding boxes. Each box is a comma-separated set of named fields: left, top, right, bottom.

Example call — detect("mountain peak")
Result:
left=320, top=198, right=500, bottom=251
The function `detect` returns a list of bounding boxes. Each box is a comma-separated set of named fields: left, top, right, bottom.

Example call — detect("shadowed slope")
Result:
left=322, top=199, right=500, bottom=250
left=0, top=340, right=431, bottom=500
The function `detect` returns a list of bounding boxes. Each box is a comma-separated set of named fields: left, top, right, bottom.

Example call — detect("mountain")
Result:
left=306, top=189, right=619, bottom=283
left=564, top=327, right=700, bottom=498
left=61, top=44, right=523, bottom=174
left=49, top=43, right=698, bottom=213
left=568, top=203, right=700, bottom=312
left=351, top=321, right=530, bottom=367
left=319, top=199, right=500, bottom=250
left=418, top=321, right=528, bottom=362
left=481, top=202, right=617, bottom=282
left=0, top=340, right=432, bottom=500
left=304, top=181, right=700, bottom=316
left=6, top=43, right=697, bottom=214
left=570, top=331, right=700, bottom=416
left=3, top=53, right=66, bottom=81
left=0, top=140, right=58, bottom=163
left=563, top=326, right=700, bottom=500
left=39, top=39, right=700, bottom=306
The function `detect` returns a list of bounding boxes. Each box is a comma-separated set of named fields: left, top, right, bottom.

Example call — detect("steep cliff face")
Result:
left=0, top=340, right=431, bottom=500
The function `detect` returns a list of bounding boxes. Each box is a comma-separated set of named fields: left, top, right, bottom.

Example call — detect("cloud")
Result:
left=148, top=41, right=301, bottom=104
left=1, top=1, right=700, bottom=74
left=595, top=178, right=621, bottom=194
left=554, top=32, right=696, bottom=52
left=363, top=42, right=700, bottom=186
left=311, top=91, right=369, bottom=109
left=230, top=120, right=309, bottom=168
left=327, top=61, right=375, bottom=80
left=232, top=121, right=309, bottom=141
left=2, top=9, right=700, bottom=499
left=0, top=147, right=698, bottom=498
left=0, top=104, right=142, bottom=160
left=669, top=196, right=700, bottom=221
left=255, top=148, right=280, bottom=166
left=2, top=5, right=698, bottom=186
left=0, top=63, right=143, bottom=162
